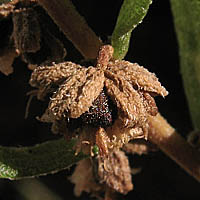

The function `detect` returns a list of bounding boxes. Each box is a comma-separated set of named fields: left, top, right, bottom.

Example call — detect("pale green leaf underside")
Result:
left=170, top=0, right=200, bottom=131
left=111, top=0, right=152, bottom=59
left=0, top=138, right=86, bottom=180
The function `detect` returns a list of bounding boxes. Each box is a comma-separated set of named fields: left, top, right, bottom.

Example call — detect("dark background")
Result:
left=0, top=0, right=199, bottom=199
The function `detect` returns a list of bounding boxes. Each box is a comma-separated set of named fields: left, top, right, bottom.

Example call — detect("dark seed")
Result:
left=81, top=90, right=113, bottom=127
left=66, top=90, right=117, bottom=130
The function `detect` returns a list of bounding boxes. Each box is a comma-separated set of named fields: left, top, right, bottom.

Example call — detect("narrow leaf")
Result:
left=112, top=0, right=152, bottom=59
left=170, top=0, right=200, bottom=131
left=0, top=138, right=87, bottom=180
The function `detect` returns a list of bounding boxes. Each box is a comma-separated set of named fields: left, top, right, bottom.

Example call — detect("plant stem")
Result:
left=170, top=0, right=200, bottom=131
left=38, top=0, right=102, bottom=59
left=0, top=138, right=86, bottom=180
left=148, top=114, right=200, bottom=182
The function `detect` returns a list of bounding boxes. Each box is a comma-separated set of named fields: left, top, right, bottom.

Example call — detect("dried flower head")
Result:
left=0, top=0, right=66, bottom=75
left=30, top=45, right=168, bottom=155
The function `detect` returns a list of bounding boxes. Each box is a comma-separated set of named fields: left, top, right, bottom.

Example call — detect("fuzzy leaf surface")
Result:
left=170, top=0, right=200, bottom=131
left=0, top=138, right=86, bottom=180
left=111, top=0, right=152, bottom=59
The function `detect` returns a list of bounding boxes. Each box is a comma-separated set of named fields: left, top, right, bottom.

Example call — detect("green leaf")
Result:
left=170, top=0, right=200, bottom=131
left=0, top=138, right=87, bottom=180
left=111, top=0, right=152, bottom=59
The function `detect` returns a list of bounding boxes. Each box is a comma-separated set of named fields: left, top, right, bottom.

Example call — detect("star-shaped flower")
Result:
left=30, top=45, right=168, bottom=155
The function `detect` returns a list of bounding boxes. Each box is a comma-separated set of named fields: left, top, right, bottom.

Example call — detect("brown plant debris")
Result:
left=70, top=150, right=133, bottom=199
left=98, top=150, right=133, bottom=194
left=69, top=158, right=102, bottom=197
left=0, top=0, right=66, bottom=75
left=0, top=43, right=19, bottom=75
left=30, top=44, right=168, bottom=156
left=12, top=7, right=41, bottom=53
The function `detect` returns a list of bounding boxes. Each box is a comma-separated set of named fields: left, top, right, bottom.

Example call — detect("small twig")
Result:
left=37, top=0, right=102, bottom=59
left=148, top=113, right=200, bottom=182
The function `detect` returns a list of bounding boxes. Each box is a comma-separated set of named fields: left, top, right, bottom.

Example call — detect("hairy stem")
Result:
left=170, top=1, right=200, bottom=131
left=38, top=0, right=102, bottom=59
left=148, top=114, right=200, bottom=182
left=0, top=138, right=86, bottom=180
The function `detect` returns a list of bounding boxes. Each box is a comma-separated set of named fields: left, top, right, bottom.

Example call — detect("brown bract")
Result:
left=30, top=45, right=168, bottom=155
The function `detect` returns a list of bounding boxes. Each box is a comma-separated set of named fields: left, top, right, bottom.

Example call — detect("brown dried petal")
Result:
left=49, top=67, right=87, bottom=119
left=105, top=71, right=147, bottom=129
left=105, top=119, right=145, bottom=150
left=65, top=68, right=105, bottom=118
left=0, top=1, right=15, bottom=19
left=70, top=158, right=102, bottom=197
left=107, top=60, right=168, bottom=97
left=49, top=67, right=105, bottom=119
left=12, top=7, right=41, bottom=53
left=29, top=62, right=83, bottom=88
left=23, top=27, right=67, bottom=65
left=0, top=45, right=18, bottom=75
left=98, top=150, right=133, bottom=194
left=72, top=119, right=144, bottom=155
left=41, top=29, right=67, bottom=64
left=139, top=91, right=158, bottom=116
left=96, top=127, right=110, bottom=155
